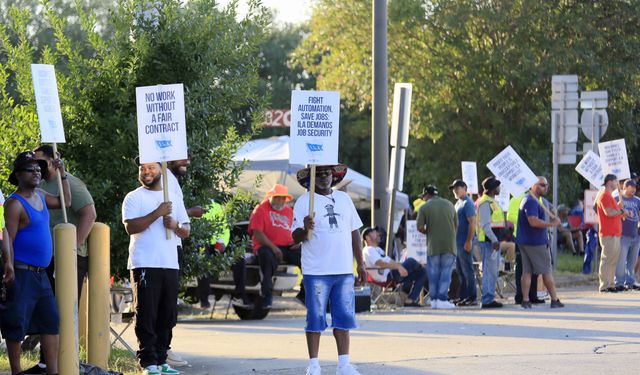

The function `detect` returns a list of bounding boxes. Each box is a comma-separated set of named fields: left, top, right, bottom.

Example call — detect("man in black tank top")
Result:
left=2, top=151, right=70, bottom=375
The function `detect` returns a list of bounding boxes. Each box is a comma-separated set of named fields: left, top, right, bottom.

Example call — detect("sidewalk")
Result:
left=117, top=285, right=640, bottom=374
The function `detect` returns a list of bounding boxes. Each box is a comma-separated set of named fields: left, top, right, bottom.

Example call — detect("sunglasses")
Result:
left=538, top=183, right=549, bottom=187
left=20, top=167, right=41, bottom=174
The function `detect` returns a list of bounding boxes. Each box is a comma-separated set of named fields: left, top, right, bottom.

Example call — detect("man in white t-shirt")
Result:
left=362, top=227, right=427, bottom=307
left=122, top=162, right=190, bottom=375
left=292, top=164, right=365, bottom=375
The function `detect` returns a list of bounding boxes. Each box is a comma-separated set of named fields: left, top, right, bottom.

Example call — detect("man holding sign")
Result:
left=122, top=161, right=190, bottom=375
left=596, top=174, right=627, bottom=293
left=292, top=164, right=365, bottom=375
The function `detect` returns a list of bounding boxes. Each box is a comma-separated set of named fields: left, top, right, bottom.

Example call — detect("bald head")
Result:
left=530, top=176, right=549, bottom=198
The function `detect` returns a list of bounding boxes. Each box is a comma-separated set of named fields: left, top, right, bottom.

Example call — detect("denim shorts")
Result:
left=303, top=274, right=357, bottom=332
left=0, top=268, right=59, bottom=341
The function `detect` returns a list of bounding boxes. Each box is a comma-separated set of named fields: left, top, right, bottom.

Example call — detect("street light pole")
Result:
left=372, top=0, right=389, bottom=231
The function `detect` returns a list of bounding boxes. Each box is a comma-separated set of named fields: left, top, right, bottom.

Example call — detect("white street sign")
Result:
left=461, top=161, right=479, bottom=195
left=289, top=90, right=340, bottom=166
left=575, top=150, right=604, bottom=188
left=598, top=139, right=630, bottom=180
left=31, top=64, right=65, bottom=143
left=487, top=146, right=538, bottom=197
left=136, top=83, right=188, bottom=163
left=580, top=109, right=609, bottom=142
left=580, top=91, right=608, bottom=109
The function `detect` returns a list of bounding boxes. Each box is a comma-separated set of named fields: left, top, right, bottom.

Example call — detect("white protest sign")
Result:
left=461, top=161, right=479, bottom=195
left=575, top=150, right=604, bottom=187
left=598, top=139, right=630, bottom=180
left=495, top=188, right=510, bottom=212
left=406, top=220, right=427, bottom=264
left=584, top=189, right=599, bottom=224
left=31, top=64, right=65, bottom=143
left=136, top=84, right=187, bottom=163
left=487, top=146, right=538, bottom=196
left=289, top=90, right=340, bottom=165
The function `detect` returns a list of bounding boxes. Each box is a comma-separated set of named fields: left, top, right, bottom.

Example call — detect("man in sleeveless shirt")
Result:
left=2, top=151, right=70, bottom=375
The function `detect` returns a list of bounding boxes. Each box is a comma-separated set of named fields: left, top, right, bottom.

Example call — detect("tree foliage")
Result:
left=0, top=0, right=269, bottom=278
left=295, top=0, right=640, bottom=204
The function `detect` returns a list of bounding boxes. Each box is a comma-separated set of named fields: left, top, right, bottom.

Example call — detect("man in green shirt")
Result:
left=416, top=185, right=457, bottom=309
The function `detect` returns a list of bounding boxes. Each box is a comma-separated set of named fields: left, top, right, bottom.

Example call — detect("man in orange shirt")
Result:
left=248, top=184, right=301, bottom=309
left=596, top=174, right=629, bottom=292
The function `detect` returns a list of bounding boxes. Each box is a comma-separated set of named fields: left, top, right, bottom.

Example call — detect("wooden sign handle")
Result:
left=307, top=165, right=316, bottom=240
left=161, top=161, right=171, bottom=240
left=52, top=143, right=68, bottom=223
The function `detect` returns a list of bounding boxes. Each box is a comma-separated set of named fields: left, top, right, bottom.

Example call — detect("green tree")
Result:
left=0, top=0, right=269, bottom=278
left=295, top=0, right=640, bottom=204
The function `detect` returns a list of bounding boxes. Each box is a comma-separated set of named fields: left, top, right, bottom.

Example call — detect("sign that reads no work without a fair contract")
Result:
left=487, top=146, right=538, bottom=197
left=31, top=64, right=65, bottom=143
left=598, top=139, right=630, bottom=180
left=289, top=90, right=340, bottom=165
left=136, top=84, right=187, bottom=163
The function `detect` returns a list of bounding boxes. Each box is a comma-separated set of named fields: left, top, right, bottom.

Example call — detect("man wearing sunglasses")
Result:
left=2, top=151, right=71, bottom=375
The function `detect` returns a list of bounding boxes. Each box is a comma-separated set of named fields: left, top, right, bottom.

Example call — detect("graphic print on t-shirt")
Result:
left=269, top=211, right=291, bottom=231
left=324, top=204, right=341, bottom=231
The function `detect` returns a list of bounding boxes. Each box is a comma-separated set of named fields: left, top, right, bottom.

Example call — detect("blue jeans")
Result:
left=583, top=228, right=598, bottom=274
left=616, top=235, right=640, bottom=286
left=456, top=244, right=477, bottom=301
left=390, top=258, right=428, bottom=301
left=426, top=253, right=456, bottom=301
left=303, top=274, right=357, bottom=332
left=480, top=242, right=499, bottom=305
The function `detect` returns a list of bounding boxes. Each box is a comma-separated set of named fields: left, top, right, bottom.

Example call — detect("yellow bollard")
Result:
left=88, top=223, right=111, bottom=367
left=54, top=223, right=79, bottom=375
left=79, top=277, right=88, bottom=351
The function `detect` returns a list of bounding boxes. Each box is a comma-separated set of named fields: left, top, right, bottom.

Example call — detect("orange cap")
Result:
left=264, top=183, right=293, bottom=202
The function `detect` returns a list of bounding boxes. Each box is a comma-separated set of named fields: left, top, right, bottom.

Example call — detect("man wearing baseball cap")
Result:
left=596, top=174, right=627, bottom=292
left=2, top=151, right=70, bottom=375
left=615, top=179, right=640, bottom=290
left=248, top=183, right=301, bottom=309
left=416, top=185, right=458, bottom=309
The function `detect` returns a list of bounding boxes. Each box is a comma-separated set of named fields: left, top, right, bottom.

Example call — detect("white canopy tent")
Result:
left=232, top=136, right=410, bottom=219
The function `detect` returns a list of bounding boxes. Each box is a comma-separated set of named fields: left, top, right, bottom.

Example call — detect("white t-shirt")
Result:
left=122, top=186, right=189, bottom=269
left=292, top=190, right=363, bottom=275
left=363, top=245, right=391, bottom=282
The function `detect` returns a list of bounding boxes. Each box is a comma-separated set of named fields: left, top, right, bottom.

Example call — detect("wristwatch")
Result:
left=176, top=222, right=183, bottom=230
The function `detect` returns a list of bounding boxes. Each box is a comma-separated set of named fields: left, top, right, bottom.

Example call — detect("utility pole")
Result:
left=372, top=0, right=389, bottom=231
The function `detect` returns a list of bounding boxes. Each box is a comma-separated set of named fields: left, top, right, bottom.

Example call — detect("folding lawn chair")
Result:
left=110, top=287, right=136, bottom=355
left=366, top=268, right=404, bottom=308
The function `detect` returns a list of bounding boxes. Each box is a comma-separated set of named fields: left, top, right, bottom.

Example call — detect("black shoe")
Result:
left=481, top=300, right=503, bottom=309
left=531, top=298, right=546, bottom=304
left=550, top=299, right=565, bottom=308
left=521, top=301, right=532, bottom=309
left=22, top=363, right=47, bottom=374
left=404, top=300, right=422, bottom=307
left=200, top=302, right=211, bottom=309
left=615, top=285, right=625, bottom=292
left=600, top=287, right=618, bottom=293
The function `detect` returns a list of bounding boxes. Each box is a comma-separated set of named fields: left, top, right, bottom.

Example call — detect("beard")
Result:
left=140, top=174, right=161, bottom=188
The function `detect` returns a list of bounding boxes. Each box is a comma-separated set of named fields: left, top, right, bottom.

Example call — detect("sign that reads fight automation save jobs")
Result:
left=289, top=90, right=340, bottom=165
left=136, top=84, right=188, bottom=163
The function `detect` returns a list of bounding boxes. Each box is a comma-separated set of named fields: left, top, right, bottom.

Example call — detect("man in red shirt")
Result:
left=596, top=174, right=629, bottom=292
left=249, top=184, right=301, bottom=308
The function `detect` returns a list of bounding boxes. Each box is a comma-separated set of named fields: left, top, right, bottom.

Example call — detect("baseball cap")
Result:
left=449, top=179, right=467, bottom=189
left=481, top=176, right=501, bottom=192
left=361, top=226, right=378, bottom=241
left=624, top=179, right=637, bottom=187
left=422, top=185, right=438, bottom=196
left=8, top=151, right=49, bottom=186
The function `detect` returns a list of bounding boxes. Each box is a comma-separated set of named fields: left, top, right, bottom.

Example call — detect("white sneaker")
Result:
left=438, top=300, right=456, bottom=309
left=166, top=350, right=188, bottom=367
left=306, top=364, right=322, bottom=375
left=143, top=365, right=161, bottom=375
left=537, top=291, right=549, bottom=300
left=336, top=363, right=362, bottom=375
left=430, top=299, right=439, bottom=309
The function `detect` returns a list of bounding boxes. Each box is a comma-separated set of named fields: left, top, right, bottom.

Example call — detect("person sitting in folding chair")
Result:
left=362, top=227, right=427, bottom=307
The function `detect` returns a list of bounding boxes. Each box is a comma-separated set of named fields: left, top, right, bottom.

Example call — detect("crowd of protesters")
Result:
left=3, top=144, right=640, bottom=375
